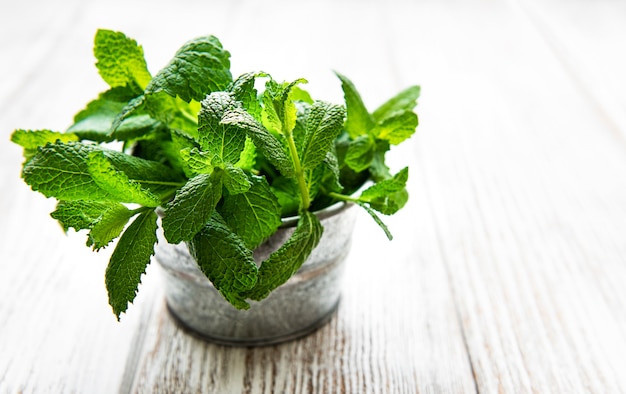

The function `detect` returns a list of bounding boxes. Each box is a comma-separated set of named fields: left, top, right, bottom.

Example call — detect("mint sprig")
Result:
left=10, top=29, right=419, bottom=318
left=105, top=210, right=158, bottom=320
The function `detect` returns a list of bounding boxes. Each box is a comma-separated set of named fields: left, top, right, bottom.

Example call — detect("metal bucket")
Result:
left=155, top=202, right=358, bottom=346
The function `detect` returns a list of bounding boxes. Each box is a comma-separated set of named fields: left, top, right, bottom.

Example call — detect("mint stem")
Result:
left=285, top=129, right=310, bottom=210
left=130, top=206, right=153, bottom=216
left=327, top=191, right=360, bottom=203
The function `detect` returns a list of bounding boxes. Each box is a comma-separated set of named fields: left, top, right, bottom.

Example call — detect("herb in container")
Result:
left=11, top=29, right=419, bottom=345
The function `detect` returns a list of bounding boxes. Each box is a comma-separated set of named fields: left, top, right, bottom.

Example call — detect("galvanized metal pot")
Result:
left=155, top=202, right=358, bottom=346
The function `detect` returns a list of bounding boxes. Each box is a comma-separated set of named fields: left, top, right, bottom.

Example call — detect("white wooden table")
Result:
left=2, top=0, right=626, bottom=392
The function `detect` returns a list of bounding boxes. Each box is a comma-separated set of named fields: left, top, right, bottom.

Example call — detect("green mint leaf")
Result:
left=87, top=151, right=161, bottom=207
left=188, top=212, right=258, bottom=310
left=146, top=35, right=232, bottom=103
left=246, top=210, right=323, bottom=301
left=165, top=129, right=201, bottom=177
left=369, top=140, right=391, bottom=181
left=94, top=29, right=152, bottom=91
left=110, top=95, right=146, bottom=133
left=334, top=71, right=375, bottom=138
left=235, top=137, right=257, bottom=171
left=306, top=166, right=324, bottom=202
left=105, top=210, right=158, bottom=320
left=222, top=164, right=252, bottom=195
left=322, top=151, right=343, bottom=193
left=198, top=92, right=247, bottom=165
left=50, top=200, right=117, bottom=232
left=70, top=99, right=124, bottom=139
left=221, top=107, right=295, bottom=178
left=372, top=110, right=418, bottom=145
left=69, top=86, right=151, bottom=142
left=358, top=202, right=393, bottom=241
left=22, top=142, right=114, bottom=201
left=299, top=101, right=345, bottom=171
left=270, top=177, right=300, bottom=217
left=292, top=101, right=310, bottom=152
left=372, top=85, right=421, bottom=122
left=11, top=129, right=79, bottom=158
left=145, top=93, right=200, bottom=137
left=218, top=174, right=281, bottom=249
left=162, top=172, right=223, bottom=243
left=344, top=134, right=375, bottom=172
left=110, top=114, right=162, bottom=141
left=179, top=147, right=213, bottom=175
left=261, top=78, right=307, bottom=135
left=359, top=167, right=409, bottom=215
left=290, top=86, right=314, bottom=104
left=229, top=71, right=267, bottom=122
left=87, top=204, right=134, bottom=250
left=102, top=149, right=184, bottom=198
left=23, top=141, right=183, bottom=203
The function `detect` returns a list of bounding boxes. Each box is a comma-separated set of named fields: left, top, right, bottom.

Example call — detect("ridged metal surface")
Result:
left=155, top=203, right=358, bottom=346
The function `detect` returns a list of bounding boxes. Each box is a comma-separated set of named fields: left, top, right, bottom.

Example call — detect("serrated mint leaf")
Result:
left=87, top=151, right=161, bottom=207
left=105, top=210, right=158, bottom=320
left=221, top=107, right=295, bottom=178
left=230, top=71, right=267, bottom=122
left=372, top=110, right=418, bottom=145
left=11, top=129, right=79, bottom=153
left=345, top=134, right=375, bottom=172
left=372, top=85, right=421, bottom=122
left=87, top=204, right=134, bottom=250
left=50, top=200, right=116, bottom=232
left=198, top=92, right=247, bottom=165
left=292, top=101, right=310, bottom=152
left=261, top=78, right=307, bottom=135
left=94, top=29, right=152, bottom=91
left=246, top=210, right=322, bottom=301
left=335, top=71, right=375, bottom=138
left=146, top=35, right=232, bottom=103
left=359, top=167, right=409, bottom=215
left=218, top=174, right=281, bottom=249
left=188, top=213, right=258, bottom=309
left=22, top=142, right=114, bottom=201
left=369, top=139, right=391, bottom=181
left=358, top=202, right=393, bottom=240
left=223, top=164, right=251, bottom=195
left=22, top=141, right=180, bottom=203
left=299, top=101, right=345, bottom=171
left=322, top=151, right=342, bottom=193
left=162, top=172, right=223, bottom=243
left=306, top=166, right=324, bottom=202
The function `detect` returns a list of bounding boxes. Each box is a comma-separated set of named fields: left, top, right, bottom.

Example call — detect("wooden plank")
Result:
left=383, top=1, right=626, bottom=392
left=514, top=0, right=626, bottom=140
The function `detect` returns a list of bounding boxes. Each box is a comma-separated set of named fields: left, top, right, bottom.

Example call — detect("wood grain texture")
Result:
left=1, top=0, right=626, bottom=392
left=384, top=0, right=626, bottom=392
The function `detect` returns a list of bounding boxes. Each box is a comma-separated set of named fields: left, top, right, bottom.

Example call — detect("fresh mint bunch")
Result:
left=11, top=29, right=419, bottom=319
